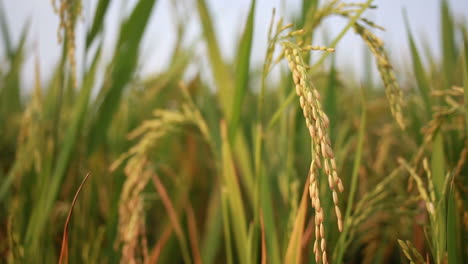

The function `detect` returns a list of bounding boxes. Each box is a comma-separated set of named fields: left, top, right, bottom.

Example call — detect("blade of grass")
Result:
left=221, top=189, right=234, bottom=264
left=186, top=205, right=202, bottom=264
left=441, top=0, right=457, bottom=87
left=363, top=43, right=373, bottom=88
left=1, top=21, right=28, bottom=115
left=268, top=89, right=296, bottom=129
left=228, top=0, right=257, bottom=211
left=300, top=0, right=316, bottom=29
left=260, top=214, right=267, bottom=264
left=446, top=178, right=461, bottom=264
left=200, top=185, right=223, bottom=264
left=431, top=133, right=446, bottom=202
left=149, top=226, right=173, bottom=263
left=255, top=7, right=275, bottom=218
left=196, top=0, right=234, bottom=120
left=334, top=87, right=367, bottom=263
left=463, top=36, right=468, bottom=134
left=229, top=0, right=256, bottom=142
left=300, top=0, right=319, bottom=63
left=86, top=0, right=111, bottom=49
left=403, top=9, right=432, bottom=117
left=284, top=179, right=309, bottom=264
left=258, top=161, right=281, bottom=264
left=0, top=0, right=12, bottom=57
left=0, top=56, right=42, bottom=200
left=431, top=132, right=446, bottom=263
left=247, top=219, right=260, bottom=264
left=220, top=121, right=249, bottom=264
left=87, top=0, right=156, bottom=154
left=151, top=172, right=192, bottom=264
left=254, top=15, right=281, bottom=260
left=233, top=135, right=255, bottom=208
left=58, top=173, right=90, bottom=264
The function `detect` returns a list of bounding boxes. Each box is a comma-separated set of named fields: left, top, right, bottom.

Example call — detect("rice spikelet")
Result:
left=353, top=23, right=405, bottom=129
left=111, top=84, right=211, bottom=263
left=52, top=0, right=81, bottom=89
left=282, top=42, right=343, bottom=264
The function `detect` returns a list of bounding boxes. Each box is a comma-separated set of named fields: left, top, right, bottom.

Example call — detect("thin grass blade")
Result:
left=87, top=0, right=157, bottom=154
left=463, top=35, right=468, bottom=134
left=229, top=0, right=256, bottom=142
left=441, top=0, right=457, bottom=88
left=446, top=178, right=461, bottom=264
left=86, top=0, right=111, bottom=49
left=403, top=9, right=432, bottom=117
left=284, top=181, right=309, bottom=264
left=58, top=173, right=90, bottom=264
left=196, top=0, right=234, bottom=120
left=151, top=173, right=192, bottom=264
left=334, top=88, right=367, bottom=263
left=220, top=121, right=249, bottom=263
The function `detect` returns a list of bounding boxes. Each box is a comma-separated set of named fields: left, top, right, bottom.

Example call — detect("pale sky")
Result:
left=2, top=0, right=467, bottom=88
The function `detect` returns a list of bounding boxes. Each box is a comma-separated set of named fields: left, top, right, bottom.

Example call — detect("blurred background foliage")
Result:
left=0, top=0, right=467, bottom=263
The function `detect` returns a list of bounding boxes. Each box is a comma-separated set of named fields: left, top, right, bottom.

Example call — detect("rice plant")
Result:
left=0, top=0, right=467, bottom=263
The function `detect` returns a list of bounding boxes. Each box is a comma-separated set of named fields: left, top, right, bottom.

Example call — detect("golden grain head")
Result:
left=281, top=40, right=346, bottom=263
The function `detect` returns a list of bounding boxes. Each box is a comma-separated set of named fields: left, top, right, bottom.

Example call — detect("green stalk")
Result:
left=267, top=90, right=296, bottom=129
left=403, top=9, right=432, bottom=118
left=229, top=0, right=256, bottom=142
left=431, top=133, right=446, bottom=264
left=463, top=37, right=468, bottom=135
left=334, top=88, right=367, bottom=263
left=221, top=122, right=249, bottom=264
left=221, top=189, right=234, bottom=264
left=447, top=180, right=461, bottom=264
left=252, top=9, right=281, bottom=264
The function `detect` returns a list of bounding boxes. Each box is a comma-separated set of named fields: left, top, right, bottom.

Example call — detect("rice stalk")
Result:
left=399, top=158, right=435, bottom=216
left=51, top=0, right=82, bottom=89
left=398, top=239, right=425, bottom=264
left=353, top=22, right=405, bottom=129
left=110, top=84, right=211, bottom=264
left=282, top=41, right=342, bottom=264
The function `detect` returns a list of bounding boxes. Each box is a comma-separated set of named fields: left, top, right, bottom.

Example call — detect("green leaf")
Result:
left=431, top=132, right=446, bottom=262
left=86, top=0, right=111, bottom=49
left=334, top=87, right=367, bottom=263
left=1, top=21, right=28, bottom=115
left=87, top=0, right=157, bottom=154
left=463, top=35, right=468, bottom=135
left=432, top=133, right=446, bottom=201
left=403, top=9, right=432, bottom=117
left=0, top=0, right=12, bottom=57
left=441, top=0, right=457, bottom=88
left=446, top=179, right=461, bottom=264
left=229, top=0, right=256, bottom=142
left=300, top=0, right=319, bottom=63
left=196, top=0, right=234, bottom=120
left=221, top=189, right=234, bottom=264
left=258, top=159, right=281, bottom=264
left=284, top=182, right=309, bottom=264
left=200, top=191, right=223, bottom=264
left=221, top=122, right=249, bottom=263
